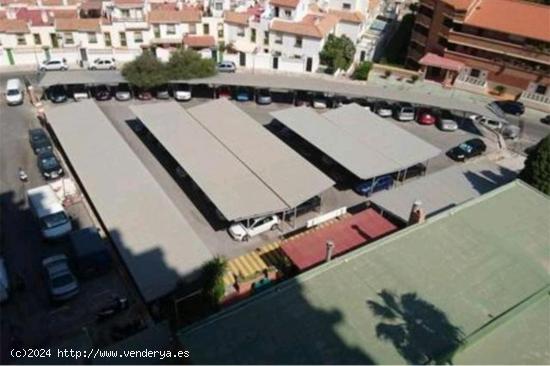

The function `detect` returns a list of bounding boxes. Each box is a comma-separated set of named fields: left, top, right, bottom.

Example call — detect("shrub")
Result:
left=320, top=34, right=356, bottom=73
left=121, top=51, right=167, bottom=90
left=494, top=85, right=506, bottom=95
left=384, top=70, right=392, bottom=78
left=200, top=256, right=227, bottom=309
left=519, top=135, right=550, bottom=195
left=166, top=49, right=216, bottom=80
left=352, top=61, right=373, bottom=80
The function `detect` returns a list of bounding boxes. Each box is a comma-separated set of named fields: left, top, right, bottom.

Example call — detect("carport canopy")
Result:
left=188, top=99, right=334, bottom=209
left=38, top=70, right=126, bottom=87
left=130, top=102, right=288, bottom=221
left=46, top=100, right=212, bottom=302
left=323, top=104, right=441, bottom=169
left=271, top=106, right=404, bottom=180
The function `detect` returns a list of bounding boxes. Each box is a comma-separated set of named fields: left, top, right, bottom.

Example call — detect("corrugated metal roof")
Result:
left=130, top=102, right=288, bottom=221
left=46, top=100, right=212, bottom=302
left=370, top=160, right=519, bottom=222
left=271, top=106, right=403, bottom=179
left=38, top=70, right=125, bottom=87
left=323, top=104, right=441, bottom=170
left=188, top=99, right=334, bottom=209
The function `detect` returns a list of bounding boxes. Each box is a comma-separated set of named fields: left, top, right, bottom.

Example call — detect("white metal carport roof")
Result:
left=130, top=102, right=288, bottom=221
left=323, top=104, right=441, bottom=169
left=188, top=99, right=334, bottom=209
left=39, top=70, right=126, bottom=87
left=46, top=100, right=212, bottom=302
left=370, top=160, right=518, bottom=222
left=271, top=106, right=404, bottom=180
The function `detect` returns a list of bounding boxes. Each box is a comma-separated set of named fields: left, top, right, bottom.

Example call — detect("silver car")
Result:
left=217, top=61, right=236, bottom=73
left=43, top=254, right=79, bottom=302
left=437, top=110, right=459, bottom=131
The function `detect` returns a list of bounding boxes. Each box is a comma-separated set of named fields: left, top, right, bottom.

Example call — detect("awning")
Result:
left=232, top=38, right=257, bottom=53
left=183, top=35, right=215, bottom=48
left=419, top=52, right=464, bottom=71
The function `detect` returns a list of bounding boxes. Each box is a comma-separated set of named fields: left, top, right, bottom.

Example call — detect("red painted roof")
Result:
left=282, top=209, right=397, bottom=271
left=419, top=52, right=464, bottom=71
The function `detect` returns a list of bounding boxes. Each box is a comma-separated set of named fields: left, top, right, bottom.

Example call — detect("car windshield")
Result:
left=40, top=155, right=58, bottom=169
left=117, top=84, right=130, bottom=92
left=177, top=84, right=190, bottom=91
left=441, top=111, right=453, bottom=119
left=402, top=107, right=414, bottom=113
left=31, top=132, right=48, bottom=143
left=458, top=143, right=473, bottom=153
left=259, top=89, right=270, bottom=96
left=51, top=273, right=74, bottom=288
left=7, top=89, right=20, bottom=96
left=41, top=212, right=69, bottom=229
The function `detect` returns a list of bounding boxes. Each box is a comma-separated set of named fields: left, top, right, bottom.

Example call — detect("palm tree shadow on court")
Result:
left=367, top=290, right=464, bottom=364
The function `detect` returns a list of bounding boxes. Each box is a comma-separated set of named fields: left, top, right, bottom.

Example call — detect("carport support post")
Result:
left=424, top=160, right=430, bottom=175
left=291, top=207, right=297, bottom=228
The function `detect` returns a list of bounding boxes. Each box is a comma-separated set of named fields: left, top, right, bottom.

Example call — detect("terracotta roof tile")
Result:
left=41, top=0, right=63, bottom=5
left=15, top=7, right=51, bottom=26
left=113, top=0, right=143, bottom=8
left=442, top=0, right=474, bottom=11
left=0, top=19, right=30, bottom=33
left=55, top=17, right=101, bottom=31
left=80, top=0, right=102, bottom=11
left=183, top=34, right=215, bottom=48
left=465, top=0, right=550, bottom=42
left=148, top=9, right=201, bottom=23
left=224, top=10, right=249, bottom=25
left=270, top=0, right=300, bottom=8
left=328, top=9, right=364, bottom=24
left=49, top=8, right=78, bottom=18
left=271, top=13, right=338, bottom=38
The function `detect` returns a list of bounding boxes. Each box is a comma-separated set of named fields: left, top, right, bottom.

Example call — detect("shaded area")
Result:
left=367, top=290, right=464, bottom=364
left=380, top=14, right=415, bottom=66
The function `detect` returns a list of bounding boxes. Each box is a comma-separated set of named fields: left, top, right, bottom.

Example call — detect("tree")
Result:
left=352, top=61, right=373, bottom=80
left=121, top=51, right=167, bottom=89
left=519, top=135, right=550, bottom=195
left=319, top=34, right=356, bottom=73
left=166, top=49, right=216, bottom=80
left=200, top=256, right=227, bottom=309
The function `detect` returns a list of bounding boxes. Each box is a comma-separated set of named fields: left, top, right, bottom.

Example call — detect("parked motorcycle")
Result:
left=18, top=168, right=28, bottom=182
left=96, top=296, right=129, bottom=321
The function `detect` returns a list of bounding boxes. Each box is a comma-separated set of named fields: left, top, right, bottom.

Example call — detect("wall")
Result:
left=336, top=21, right=361, bottom=42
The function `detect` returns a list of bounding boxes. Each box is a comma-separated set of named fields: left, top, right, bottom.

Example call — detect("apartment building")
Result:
left=406, top=0, right=550, bottom=109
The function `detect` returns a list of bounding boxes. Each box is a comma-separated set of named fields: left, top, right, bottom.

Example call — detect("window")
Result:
left=119, top=32, right=127, bottom=46
left=443, top=17, right=453, bottom=28
left=64, top=32, right=74, bottom=45
left=134, top=31, right=143, bottom=43
left=33, top=33, right=41, bottom=45
left=437, top=36, right=447, bottom=48
left=16, top=33, right=26, bottom=46
left=189, top=24, right=196, bottom=34
left=342, top=2, right=351, bottom=9
left=153, top=25, right=160, bottom=38
left=294, top=36, right=302, bottom=48
left=203, top=23, right=210, bottom=35
left=469, top=68, right=481, bottom=78
left=120, top=9, right=130, bottom=18
left=166, top=24, right=176, bottom=35
left=237, top=26, right=245, bottom=37
left=263, top=31, right=269, bottom=45
left=88, top=32, right=97, bottom=44
left=218, top=23, right=224, bottom=38
left=51, top=33, right=59, bottom=48
left=250, top=28, right=256, bottom=42
left=274, top=33, right=282, bottom=44
left=214, top=2, right=222, bottom=10
left=284, top=9, right=291, bottom=17
left=104, top=32, right=112, bottom=46
left=535, top=84, right=547, bottom=95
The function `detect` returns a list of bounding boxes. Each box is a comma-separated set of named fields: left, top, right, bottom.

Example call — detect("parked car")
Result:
left=217, top=86, right=232, bottom=99
left=0, top=257, right=9, bottom=303
left=155, top=85, right=170, bottom=99
left=173, top=84, right=192, bottom=101
left=46, top=85, right=68, bottom=103
left=372, top=101, right=393, bottom=117
left=39, top=58, right=68, bottom=71
left=492, top=100, right=525, bottom=116
left=393, top=163, right=426, bottom=182
left=229, top=215, right=280, bottom=241
left=502, top=124, right=521, bottom=140
left=294, top=91, right=311, bottom=106
left=235, top=87, right=251, bottom=102
left=436, top=110, right=459, bottom=131
left=479, top=116, right=504, bottom=131
left=354, top=175, right=394, bottom=196
left=68, top=84, right=89, bottom=100
left=256, top=88, right=272, bottom=105
left=393, top=103, right=415, bottom=121
left=115, top=83, right=132, bottom=101
left=88, top=57, right=116, bottom=70
left=217, top=61, right=236, bottom=73
left=540, top=115, right=550, bottom=125
left=134, top=88, right=153, bottom=100
left=92, top=85, right=112, bottom=101
left=447, top=138, right=487, bottom=161
left=37, top=151, right=64, bottom=180
left=29, top=128, right=53, bottom=155
left=311, top=94, right=328, bottom=109
left=5, top=78, right=24, bottom=105
left=42, top=254, right=79, bottom=302
left=416, top=108, right=437, bottom=125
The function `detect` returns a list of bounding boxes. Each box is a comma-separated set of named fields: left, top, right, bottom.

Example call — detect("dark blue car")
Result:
left=235, top=87, right=250, bottom=102
left=354, top=175, right=394, bottom=196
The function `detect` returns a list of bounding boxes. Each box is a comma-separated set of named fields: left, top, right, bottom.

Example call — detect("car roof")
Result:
left=29, top=128, right=46, bottom=135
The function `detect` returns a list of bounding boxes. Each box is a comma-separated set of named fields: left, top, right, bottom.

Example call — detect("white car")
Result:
left=88, top=57, right=116, bottom=70
left=229, top=215, right=280, bottom=241
left=471, top=114, right=504, bottom=131
left=39, top=58, right=68, bottom=71
left=173, top=84, right=192, bottom=101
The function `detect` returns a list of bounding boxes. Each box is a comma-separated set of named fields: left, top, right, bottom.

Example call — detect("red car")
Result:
left=417, top=109, right=437, bottom=125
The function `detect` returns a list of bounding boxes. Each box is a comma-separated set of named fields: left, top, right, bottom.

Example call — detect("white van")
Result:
left=27, top=185, right=72, bottom=239
left=5, top=78, right=24, bottom=105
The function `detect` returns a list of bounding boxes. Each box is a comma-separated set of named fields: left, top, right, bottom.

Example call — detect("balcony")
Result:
left=407, top=47, right=423, bottom=61
left=415, top=13, right=431, bottom=28
left=448, top=30, right=550, bottom=65
left=411, top=32, right=427, bottom=46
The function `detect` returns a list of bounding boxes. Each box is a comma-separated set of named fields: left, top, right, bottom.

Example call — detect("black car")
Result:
left=47, top=85, right=68, bottom=103
left=541, top=115, right=550, bottom=125
left=37, top=151, right=64, bottom=180
left=92, top=85, right=112, bottom=101
left=494, top=100, right=525, bottom=116
left=29, top=128, right=53, bottom=155
left=447, top=138, right=487, bottom=161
